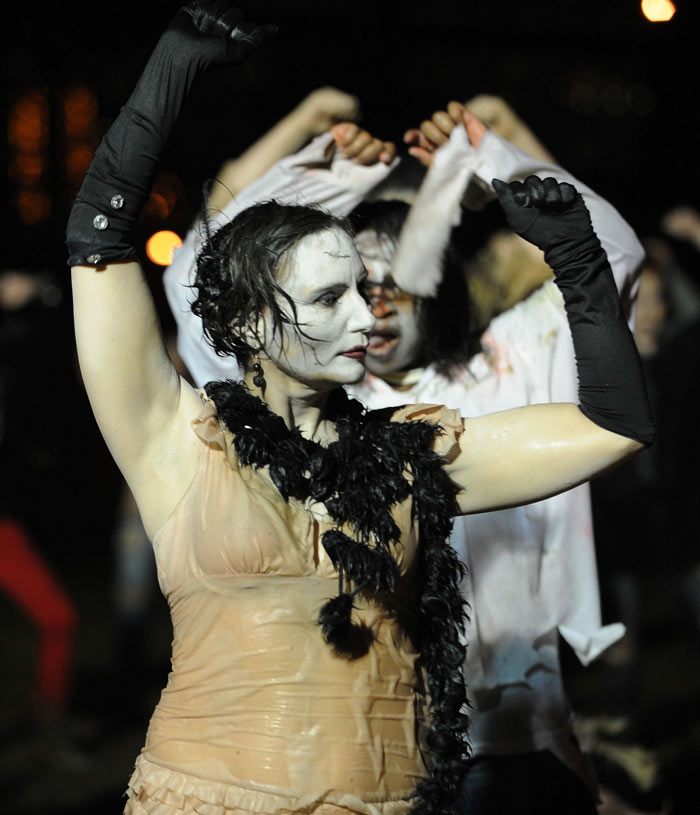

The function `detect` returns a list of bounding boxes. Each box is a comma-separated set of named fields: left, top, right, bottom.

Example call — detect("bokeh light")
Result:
left=641, top=0, right=676, bottom=22
left=146, top=231, right=183, bottom=266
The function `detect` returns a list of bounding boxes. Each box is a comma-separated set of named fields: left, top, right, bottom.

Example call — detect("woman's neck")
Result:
left=243, top=366, right=335, bottom=443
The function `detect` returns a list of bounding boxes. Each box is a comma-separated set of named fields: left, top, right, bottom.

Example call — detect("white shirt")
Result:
left=163, top=127, right=644, bottom=792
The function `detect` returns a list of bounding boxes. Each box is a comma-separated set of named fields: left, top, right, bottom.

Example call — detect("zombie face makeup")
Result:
left=356, top=229, right=423, bottom=376
left=259, top=227, right=375, bottom=389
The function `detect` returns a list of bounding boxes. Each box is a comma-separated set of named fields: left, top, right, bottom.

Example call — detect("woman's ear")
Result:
left=238, top=311, right=270, bottom=355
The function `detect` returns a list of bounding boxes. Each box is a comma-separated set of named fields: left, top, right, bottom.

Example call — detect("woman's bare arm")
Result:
left=450, top=402, right=640, bottom=514
left=72, top=260, right=201, bottom=537
left=68, top=5, right=273, bottom=537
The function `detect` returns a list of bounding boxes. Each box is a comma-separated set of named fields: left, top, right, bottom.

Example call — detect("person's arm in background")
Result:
left=662, top=205, right=700, bottom=253
left=398, top=98, right=643, bottom=316
left=164, top=121, right=396, bottom=386
left=206, top=86, right=360, bottom=214
left=464, top=94, right=556, bottom=163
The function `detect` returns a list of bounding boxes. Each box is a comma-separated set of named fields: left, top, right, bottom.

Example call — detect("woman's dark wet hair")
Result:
left=191, top=201, right=353, bottom=367
left=350, top=200, right=481, bottom=377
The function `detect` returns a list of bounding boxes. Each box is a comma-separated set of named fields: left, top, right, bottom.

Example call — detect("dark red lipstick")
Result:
left=341, top=346, right=368, bottom=359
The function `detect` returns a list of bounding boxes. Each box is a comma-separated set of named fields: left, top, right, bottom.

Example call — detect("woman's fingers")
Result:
left=419, top=118, right=449, bottom=147
left=447, top=100, right=467, bottom=123
left=331, top=123, right=394, bottom=165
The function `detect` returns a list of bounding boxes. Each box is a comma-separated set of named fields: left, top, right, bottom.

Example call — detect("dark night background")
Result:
left=2, top=1, right=700, bottom=813
left=4, top=0, right=700, bottom=258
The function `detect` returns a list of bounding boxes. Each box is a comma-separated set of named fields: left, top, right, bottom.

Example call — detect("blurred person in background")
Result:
left=589, top=209, right=700, bottom=809
left=0, top=268, right=81, bottom=772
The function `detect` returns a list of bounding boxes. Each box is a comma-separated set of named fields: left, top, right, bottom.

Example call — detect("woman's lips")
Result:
left=341, top=346, right=368, bottom=359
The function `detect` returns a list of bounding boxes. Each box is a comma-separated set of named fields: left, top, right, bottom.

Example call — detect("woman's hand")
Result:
left=492, top=175, right=582, bottom=254
left=330, top=122, right=396, bottom=165
left=171, top=0, right=276, bottom=69
left=404, top=102, right=487, bottom=166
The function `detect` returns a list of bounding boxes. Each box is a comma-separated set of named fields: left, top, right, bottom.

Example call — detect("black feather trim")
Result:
left=319, top=592, right=354, bottom=645
left=321, top=529, right=398, bottom=594
left=204, top=380, right=469, bottom=815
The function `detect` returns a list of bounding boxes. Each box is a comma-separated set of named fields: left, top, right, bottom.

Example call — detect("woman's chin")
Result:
left=325, top=359, right=367, bottom=387
left=281, top=359, right=367, bottom=392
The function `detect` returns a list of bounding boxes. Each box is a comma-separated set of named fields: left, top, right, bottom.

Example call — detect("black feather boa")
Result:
left=205, top=380, right=470, bottom=815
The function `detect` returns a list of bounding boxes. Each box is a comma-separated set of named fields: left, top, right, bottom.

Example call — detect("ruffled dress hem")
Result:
left=125, top=756, right=414, bottom=815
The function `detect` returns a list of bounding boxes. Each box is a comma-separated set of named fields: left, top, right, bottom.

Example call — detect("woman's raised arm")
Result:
left=68, top=3, right=273, bottom=536
left=449, top=177, right=655, bottom=514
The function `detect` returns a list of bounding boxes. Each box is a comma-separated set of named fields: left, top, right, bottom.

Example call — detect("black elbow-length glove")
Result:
left=493, top=175, right=655, bottom=446
left=66, top=1, right=274, bottom=267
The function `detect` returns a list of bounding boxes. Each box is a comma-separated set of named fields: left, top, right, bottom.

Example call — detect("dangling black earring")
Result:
left=252, top=356, right=266, bottom=389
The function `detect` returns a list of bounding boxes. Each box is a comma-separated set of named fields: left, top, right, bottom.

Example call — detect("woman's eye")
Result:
left=318, top=292, right=340, bottom=306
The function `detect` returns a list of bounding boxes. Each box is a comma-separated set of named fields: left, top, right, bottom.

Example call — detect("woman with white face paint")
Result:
left=66, top=4, right=654, bottom=814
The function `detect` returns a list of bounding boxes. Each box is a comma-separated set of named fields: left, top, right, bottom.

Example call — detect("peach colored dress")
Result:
left=125, top=398, right=463, bottom=815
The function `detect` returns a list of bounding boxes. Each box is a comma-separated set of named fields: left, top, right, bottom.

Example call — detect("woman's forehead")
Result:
left=281, top=227, right=362, bottom=289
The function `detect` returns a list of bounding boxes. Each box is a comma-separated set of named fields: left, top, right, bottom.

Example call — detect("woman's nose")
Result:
left=350, top=290, right=376, bottom=333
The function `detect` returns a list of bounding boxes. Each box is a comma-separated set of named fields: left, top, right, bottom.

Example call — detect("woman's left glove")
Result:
left=494, top=175, right=655, bottom=446
left=66, top=1, right=275, bottom=267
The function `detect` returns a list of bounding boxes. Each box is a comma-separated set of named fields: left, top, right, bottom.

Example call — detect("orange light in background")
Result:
left=641, top=0, right=676, bottom=21
left=10, top=154, right=46, bottom=182
left=144, top=192, right=170, bottom=222
left=146, top=231, right=183, bottom=266
left=8, top=93, right=49, bottom=150
left=143, top=172, right=183, bottom=221
left=63, top=85, right=98, bottom=137
left=60, top=83, right=97, bottom=193
left=65, top=144, right=94, bottom=183
left=17, top=189, right=51, bottom=225
left=8, top=88, right=51, bottom=224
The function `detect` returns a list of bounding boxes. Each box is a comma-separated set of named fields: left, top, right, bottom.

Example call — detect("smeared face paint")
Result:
left=261, top=227, right=375, bottom=388
left=356, top=229, right=422, bottom=376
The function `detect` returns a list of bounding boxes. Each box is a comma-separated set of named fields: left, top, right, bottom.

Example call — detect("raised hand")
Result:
left=165, top=0, right=276, bottom=70
left=67, top=2, right=275, bottom=268
left=404, top=101, right=487, bottom=166
left=492, top=175, right=590, bottom=256
left=330, top=122, right=396, bottom=166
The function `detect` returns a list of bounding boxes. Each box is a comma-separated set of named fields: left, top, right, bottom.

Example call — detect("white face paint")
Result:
left=261, top=227, right=375, bottom=389
left=355, top=228, right=422, bottom=376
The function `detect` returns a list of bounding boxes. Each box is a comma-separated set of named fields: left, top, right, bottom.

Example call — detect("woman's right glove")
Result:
left=493, top=175, right=655, bottom=446
left=66, top=1, right=275, bottom=267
